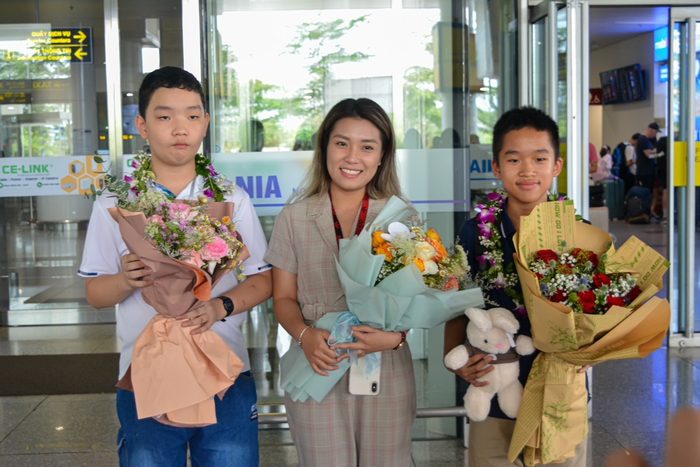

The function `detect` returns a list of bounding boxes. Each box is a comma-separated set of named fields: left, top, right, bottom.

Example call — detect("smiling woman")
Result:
left=326, top=117, right=383, bottom=203
left=264, top=98, right=416, bottom=466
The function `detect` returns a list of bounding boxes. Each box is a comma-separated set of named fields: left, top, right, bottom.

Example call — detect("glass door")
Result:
left=0, top=2, right=112, bottom=325
left=528, top=1, right=588, bottom=214
left=668, top=8, right=700, bottom=346
left=203, top=0, right=520, bottom=438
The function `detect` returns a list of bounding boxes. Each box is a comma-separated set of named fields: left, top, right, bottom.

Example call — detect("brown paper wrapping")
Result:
left=109, top=203, right=250, bottom=318
left=507, top=201, right=670, bottom=465
left=109, top=202, right=250, bottom=427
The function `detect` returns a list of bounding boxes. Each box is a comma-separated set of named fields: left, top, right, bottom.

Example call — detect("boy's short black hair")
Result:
left=492, top=106, right=560, bottom=164
left=138, top=66, right=206, bottom=118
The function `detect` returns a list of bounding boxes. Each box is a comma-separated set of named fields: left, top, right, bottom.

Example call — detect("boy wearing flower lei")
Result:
left=78, top=66, right=271, bottom=466
left=444, top=107, right=590, bottom=467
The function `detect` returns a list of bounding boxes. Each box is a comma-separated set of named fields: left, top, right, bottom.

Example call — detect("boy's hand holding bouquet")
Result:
left=508, top=200, right=670, bottom=466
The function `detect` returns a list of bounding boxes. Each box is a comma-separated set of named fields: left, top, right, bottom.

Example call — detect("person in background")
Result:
left=625, top=133, right=640, bottom=194
left=655, top=136, right=669, bottom=223
left=635, top=123, right=661, bottom=192
left=591, top=145, right=616, bottom=183
left=589, top=142, right=599, bottom=179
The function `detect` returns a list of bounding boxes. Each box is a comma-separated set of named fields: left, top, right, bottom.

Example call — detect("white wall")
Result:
left=589, top=105, right=603, bottom=151
left=590, top=32, right=659, bottom=147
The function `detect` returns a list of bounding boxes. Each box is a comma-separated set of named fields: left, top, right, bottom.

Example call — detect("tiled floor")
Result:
left=0, top=350, right=698, bottom=466
left=0, top=219, right=698, bottom=465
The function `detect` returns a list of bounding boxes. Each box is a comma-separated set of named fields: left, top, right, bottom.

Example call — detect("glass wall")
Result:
left=0, top=0, right=186, bottom=326
left=0, top=1, right=109, bottom=325
left=118, top=1, right=183, bottom=159
left=204, top=0, right=518, bottom=436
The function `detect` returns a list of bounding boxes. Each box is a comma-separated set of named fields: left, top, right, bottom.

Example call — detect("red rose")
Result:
left=551, top=289, right=568, bottom=303
left=624, top=285, right=642, bottom=304
left=593, top=273, right=611, bottom=288
left=578, top=290, right=597, bottom=314
left=575, top=249, right=599, bottom=269
left=536, top=249, right=559, bottom=264
left=607, top=296, right=626, bottom=308
left=570, top=248, right=583, bottom=257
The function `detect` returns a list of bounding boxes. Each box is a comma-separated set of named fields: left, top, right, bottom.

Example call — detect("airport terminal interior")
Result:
left=1, top=1, right=700, bottom=466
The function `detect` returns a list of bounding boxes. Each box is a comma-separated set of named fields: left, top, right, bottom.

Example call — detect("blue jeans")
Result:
left=116, top=371, right=259, bottom=467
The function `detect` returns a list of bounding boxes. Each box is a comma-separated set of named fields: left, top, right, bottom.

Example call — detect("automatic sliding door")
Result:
left=669, top=9, right=700, bottom=346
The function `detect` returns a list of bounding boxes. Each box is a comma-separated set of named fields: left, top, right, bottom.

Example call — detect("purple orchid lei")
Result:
left=474, top=189, right=527, bottom=316
left=475, top=189, right=576, bottom=317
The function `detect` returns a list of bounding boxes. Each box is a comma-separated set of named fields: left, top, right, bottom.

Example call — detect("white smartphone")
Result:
left=348, top=356, right=381, bottom=396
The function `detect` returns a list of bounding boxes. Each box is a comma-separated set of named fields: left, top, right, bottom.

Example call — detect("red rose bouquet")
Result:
left=530, top=247, right=641, bottom=315
left=508, top=200, right=670, bottom=466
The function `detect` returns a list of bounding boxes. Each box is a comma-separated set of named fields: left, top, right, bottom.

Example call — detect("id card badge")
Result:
left=348, top=355, right=381, bottom=395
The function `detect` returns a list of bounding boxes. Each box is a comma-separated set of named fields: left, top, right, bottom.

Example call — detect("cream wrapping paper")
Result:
left=110, top=202, right=250, bottom=427
left=507, top=201, right=670, bottom=465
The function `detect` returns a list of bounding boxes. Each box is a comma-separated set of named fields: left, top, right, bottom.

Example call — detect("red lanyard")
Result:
left=329, top=191, right=370, bottom=247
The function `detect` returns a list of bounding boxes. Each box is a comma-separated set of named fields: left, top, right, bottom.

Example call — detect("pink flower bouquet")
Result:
left=110, top=196, right=249, bottom=318
left=109, top=196, right=250, bottom=428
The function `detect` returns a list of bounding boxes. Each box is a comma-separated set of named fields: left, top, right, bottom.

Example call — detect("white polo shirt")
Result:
left=625, top=144, right=637, bottom=176
left=78, top=175, right=270, bottom=380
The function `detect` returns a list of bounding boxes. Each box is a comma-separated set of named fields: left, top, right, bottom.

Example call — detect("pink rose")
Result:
left=149, top=214, right=164, bottom=225
left=168, top=203, right=191, bottom=220
left=202, top=236, right=230, bottom=261
left=182, top=250, right=204, bottom=268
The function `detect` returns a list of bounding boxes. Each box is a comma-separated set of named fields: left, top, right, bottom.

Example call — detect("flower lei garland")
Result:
left=474, top=189, right=580, bottom=317
left=89, top=151, right=235, bottom=209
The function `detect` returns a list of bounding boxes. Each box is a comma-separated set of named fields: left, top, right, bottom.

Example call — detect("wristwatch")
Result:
left=217, top=296, right=235, bottom=321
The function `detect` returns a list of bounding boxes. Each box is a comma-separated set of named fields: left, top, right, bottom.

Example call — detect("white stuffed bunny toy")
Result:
left=444, top=307, right=535, bottom=422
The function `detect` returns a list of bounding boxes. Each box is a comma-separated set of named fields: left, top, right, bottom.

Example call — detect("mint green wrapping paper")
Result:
left=280, top=196, right=484, bottom=402
left=279, top=313, right=352, bottom=403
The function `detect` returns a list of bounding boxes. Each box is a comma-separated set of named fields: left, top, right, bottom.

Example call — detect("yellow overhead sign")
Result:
left=2, top=28, right=93, bottom=64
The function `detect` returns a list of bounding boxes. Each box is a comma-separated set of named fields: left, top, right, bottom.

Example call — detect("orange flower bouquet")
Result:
left=372, top=222, right=468, bottom=291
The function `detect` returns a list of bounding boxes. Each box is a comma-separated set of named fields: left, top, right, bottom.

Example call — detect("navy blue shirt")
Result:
left=635, top=135, right=656, bottom=177
left=457, top=201, right=538, bottom=420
